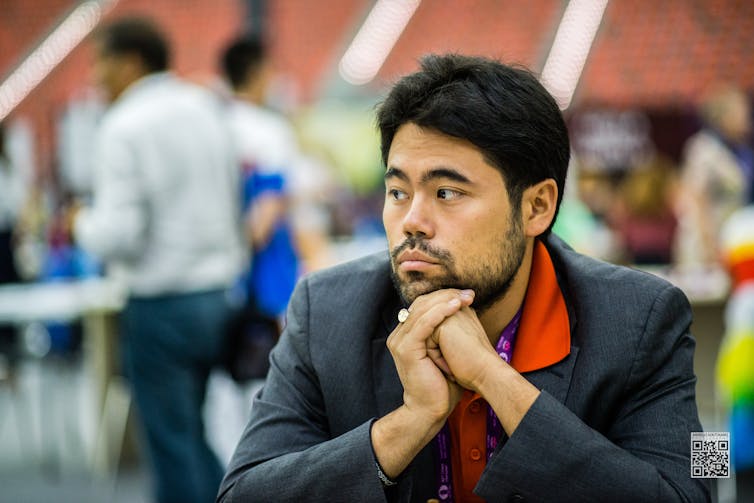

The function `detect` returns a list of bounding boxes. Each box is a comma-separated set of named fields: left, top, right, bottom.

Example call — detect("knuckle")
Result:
left=434, top=323, right=446, bottom=339
left=386, top=333, right=396, bottom=350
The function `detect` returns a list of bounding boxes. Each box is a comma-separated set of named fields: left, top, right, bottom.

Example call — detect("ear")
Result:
left=520, top=179, right=558, bottom=237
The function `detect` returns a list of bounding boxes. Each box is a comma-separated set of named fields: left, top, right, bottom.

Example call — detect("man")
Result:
left=204, top=34, right=302, bottom=464
left=0, top=121, right=28, bottom=361
left=221, top=35, right=300, bottom=320
left=218, top=55, right=708, bottom=502
left=73, top=18, right=243, bottom=503
left=675, top=85, right=753, bottom=267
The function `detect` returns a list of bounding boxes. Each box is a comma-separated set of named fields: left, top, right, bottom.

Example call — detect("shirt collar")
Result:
left=510, top=239, right=571, bottom=373
left=115, top=71, right=173, bottom=106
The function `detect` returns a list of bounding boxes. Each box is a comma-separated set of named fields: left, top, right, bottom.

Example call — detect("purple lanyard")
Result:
left=434, top=309, right=522, bottom=502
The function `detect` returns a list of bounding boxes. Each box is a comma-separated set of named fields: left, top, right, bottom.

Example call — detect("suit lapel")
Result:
left=372, top=299, right=429, bottom=501
left=523, top=345, right=579, bottom=404
left=372, top=299, right=404, bottom=417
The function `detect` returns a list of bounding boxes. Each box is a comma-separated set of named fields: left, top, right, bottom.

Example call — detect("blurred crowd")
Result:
left=556, top=85, right=753, bottom=271
left=0, top=12, right=753, bottom=503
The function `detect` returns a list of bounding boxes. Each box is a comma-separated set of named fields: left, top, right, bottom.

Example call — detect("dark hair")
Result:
left=377, top=54, right=570, bottom=232
left=97, top=17, right=169, bottom=73
left=221, top=35, right=266, bottom=90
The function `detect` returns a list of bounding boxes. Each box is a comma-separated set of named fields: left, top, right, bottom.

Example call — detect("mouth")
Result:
left=397, top=250, right=440, bottom=272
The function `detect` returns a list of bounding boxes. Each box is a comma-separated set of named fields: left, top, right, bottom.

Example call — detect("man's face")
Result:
left=383, top=123, right=526, bottom=314
left=93, top=46, right=136, bottom=102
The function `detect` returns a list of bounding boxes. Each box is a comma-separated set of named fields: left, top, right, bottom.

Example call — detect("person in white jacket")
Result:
left=73, top=17, right=243, bottom=503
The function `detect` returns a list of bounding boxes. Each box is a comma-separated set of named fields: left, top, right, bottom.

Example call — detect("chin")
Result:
left=391, top=268, right=450, bottom=305
left=399, top=278, right=450, bottom=305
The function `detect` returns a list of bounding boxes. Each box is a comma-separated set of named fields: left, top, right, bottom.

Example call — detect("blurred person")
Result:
left=675, top=85, right=754, bottom=267
left=610, top=155, right=679, bottom=265
left=576, top=167, right=624, bottom=223
left=571, top=165, right=625, bottom=262
left=202, top=34, right=302, bottom=467
left=717, top=205, right=754, bottom=501
left=0, top=123, right=26, bottom=285
left=217, top=55, right=707, bottom=502
left=551, top=157, right=614, bottom=260
left=72, top=17, right=243, bottom=503
left=220, top=34, right=300, bottom=321
left=0, top=122, right=29, bottom=363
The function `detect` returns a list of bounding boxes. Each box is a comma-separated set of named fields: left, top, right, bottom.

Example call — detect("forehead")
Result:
left=387, top=123, right=502, bottom=182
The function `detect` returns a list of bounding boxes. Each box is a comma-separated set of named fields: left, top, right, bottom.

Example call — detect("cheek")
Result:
left=461, top=222, right=507, bottom=260
left=382, top=208, right=402, bottom=247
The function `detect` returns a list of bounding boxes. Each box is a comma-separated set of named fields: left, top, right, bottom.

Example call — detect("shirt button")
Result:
left=469, top=448, right=482, bottom=461
left=469, top=401, right=481, bottom=413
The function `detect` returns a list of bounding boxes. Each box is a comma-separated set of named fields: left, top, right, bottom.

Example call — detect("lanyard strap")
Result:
left=434, top=309, right=522, bottom=502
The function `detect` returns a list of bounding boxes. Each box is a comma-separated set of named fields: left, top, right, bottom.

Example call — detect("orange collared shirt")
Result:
left=447, top=239, right=571, bottom=502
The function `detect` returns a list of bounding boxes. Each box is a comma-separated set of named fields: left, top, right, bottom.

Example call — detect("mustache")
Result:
left=390, top=236, right=452, bottom=263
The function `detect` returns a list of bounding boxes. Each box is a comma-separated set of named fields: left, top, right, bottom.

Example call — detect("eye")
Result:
left=388, top=188, right=408, bottom=201
left=437, top=188, right=463, bottom=200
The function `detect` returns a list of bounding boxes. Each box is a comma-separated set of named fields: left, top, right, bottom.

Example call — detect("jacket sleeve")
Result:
left=476, top=284, right=710, bottom=503
left=216, top=277, right=389, bottom=503
left=74, top=125, right=147, bottom=261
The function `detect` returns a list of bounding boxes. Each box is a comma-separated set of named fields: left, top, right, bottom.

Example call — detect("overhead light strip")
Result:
left=0, top=0, right=119, bottom=122
left=540, top=0, right=609, bottom=110
left=339, top=0, right=421, bottom=86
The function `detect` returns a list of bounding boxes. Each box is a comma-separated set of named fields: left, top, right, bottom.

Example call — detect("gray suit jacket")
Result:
left=218, top=234, right=710, bottom=502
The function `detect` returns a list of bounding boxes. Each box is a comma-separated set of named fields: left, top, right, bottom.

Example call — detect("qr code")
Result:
left=691, top=432, right=730, bottom=478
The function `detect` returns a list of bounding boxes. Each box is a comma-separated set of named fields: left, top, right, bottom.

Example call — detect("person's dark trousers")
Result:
left=0, top=230, right=20, bottom=360
left=121, top=289, right=231, bottom=503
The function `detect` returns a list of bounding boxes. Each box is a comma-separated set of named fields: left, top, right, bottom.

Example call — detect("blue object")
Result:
left=731, top=403, right=754, bottom=470
left=242, top=170, right=299, bottom=318
left=40, top=243, right=102, bottom=355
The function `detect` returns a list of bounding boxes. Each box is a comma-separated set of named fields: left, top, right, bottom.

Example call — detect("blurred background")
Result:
left=1, top=0, right=753, bottom=501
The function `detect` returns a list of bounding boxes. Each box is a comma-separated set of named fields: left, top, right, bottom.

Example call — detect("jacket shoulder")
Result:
left=294, top=251, right=396, bottom=316
left=544, top=234, right=692, bottom=350
left=545, top=233, right=684, bottom=299
left=304, top=250, right=391, bottom=288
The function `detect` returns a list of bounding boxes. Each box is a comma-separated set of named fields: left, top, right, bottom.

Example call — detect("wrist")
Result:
left=369, top=420, right=398, bottom=487
left=371, top=405, right=445, bottom=479
left=472, top=351, right=510, bottom=394
left=476, top=361, right=540, bottom=436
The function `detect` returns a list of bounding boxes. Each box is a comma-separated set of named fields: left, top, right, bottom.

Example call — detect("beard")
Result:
left=389, top=220, right=526, bottom=315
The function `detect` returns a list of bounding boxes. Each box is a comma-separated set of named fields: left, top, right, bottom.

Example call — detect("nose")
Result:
left=402, top=196, right=434, bottom=239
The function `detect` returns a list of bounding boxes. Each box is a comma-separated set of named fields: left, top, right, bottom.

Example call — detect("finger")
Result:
left=405, top=296, right=463, bottom=340
left=458, top=289, right=475, bottom=306
left=400, top=289, right=475, bottom=333
left=426, top=323, right=452, bottom=375
left=410, top=289, right=475, bottom=316
left=387, top=296, right=464, bottom=354
left=427, top=345, right=453, bottom=377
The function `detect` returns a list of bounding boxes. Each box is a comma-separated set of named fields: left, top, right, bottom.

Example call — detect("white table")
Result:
left=0, top=278, right=124, bottom=323
left=0, top=278, right=127, bottom=475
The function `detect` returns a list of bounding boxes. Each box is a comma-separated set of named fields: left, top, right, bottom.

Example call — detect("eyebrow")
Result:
left=384, top=166, right=472, bottom=185
left=384, top=167, right=409, bottom=182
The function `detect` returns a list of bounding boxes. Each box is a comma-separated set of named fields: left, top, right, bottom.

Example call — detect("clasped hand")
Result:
left=386, top=288, right=502, bottom=425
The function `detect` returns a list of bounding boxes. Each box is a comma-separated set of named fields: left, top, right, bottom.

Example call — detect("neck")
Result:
left=478, top=239, right=535, bottom=346
left=236, top=78, right=266, bottom=106
left=235, top=91, right=261, bottom=105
